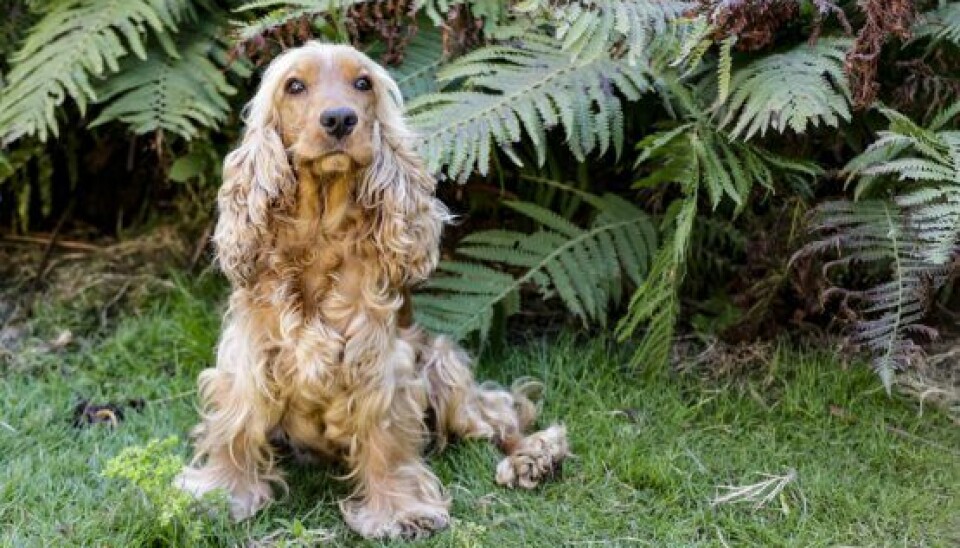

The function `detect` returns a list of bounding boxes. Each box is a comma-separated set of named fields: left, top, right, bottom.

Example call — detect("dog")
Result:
left=174, top=42, right=569, bottom=540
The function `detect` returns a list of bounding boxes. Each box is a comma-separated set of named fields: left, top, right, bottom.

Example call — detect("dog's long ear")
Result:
left=356, top=62, right=450, bottom=285
left=213, top=73, right=297, bottom=287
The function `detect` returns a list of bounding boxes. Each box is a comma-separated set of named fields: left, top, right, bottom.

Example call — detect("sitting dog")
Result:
left=175, top=42, right=569, bottom=540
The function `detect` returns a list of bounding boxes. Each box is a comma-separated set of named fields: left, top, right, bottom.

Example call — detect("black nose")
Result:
left=320, top=107, right=358, bottom=140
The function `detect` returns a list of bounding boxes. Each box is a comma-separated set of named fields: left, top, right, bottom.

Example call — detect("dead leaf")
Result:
left=49, top=329, right=73, bottom=350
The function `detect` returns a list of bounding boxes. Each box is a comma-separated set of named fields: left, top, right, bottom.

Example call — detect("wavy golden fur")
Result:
left=175, top=43, right=569, bottom=540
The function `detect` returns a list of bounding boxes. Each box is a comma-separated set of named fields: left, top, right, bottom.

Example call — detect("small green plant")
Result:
left=451, top=517, right=488, bottom=548
left=251, top=518, right=337, bottom=546
left=102, top=436, right=212, bottom=543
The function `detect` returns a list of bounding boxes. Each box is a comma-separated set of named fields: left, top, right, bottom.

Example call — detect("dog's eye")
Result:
left=353, top=76, right=372, bottom=92
left=285, top=78, right=306, bottom=95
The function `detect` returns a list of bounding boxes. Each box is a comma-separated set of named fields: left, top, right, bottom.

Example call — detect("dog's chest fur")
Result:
left=274, top=170, right=401, bottom=323
left=254, top=170, right=415, bottom=458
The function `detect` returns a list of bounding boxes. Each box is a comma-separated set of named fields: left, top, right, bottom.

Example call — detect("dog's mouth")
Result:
left=315, top=151, right=354, bottom=173
left=291, top=138, right=362, bottom=174
left=292, top=131, right=375, bottom=175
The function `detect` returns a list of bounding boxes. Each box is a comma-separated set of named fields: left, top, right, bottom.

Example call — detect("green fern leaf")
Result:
left=844, top=108, right=960, bottom=266
left=415, top=182, right=656, bottom=341
left=719, top=37, right=852, bottom=140
left=388, top=24, right=446, bottom=101
left=799, top=107, right=959, bottom=388
left=231, top=0, right=363, bottom=44
left=714, top=35, right=735, bottom=106
left=504, top=200, right=583, bottom=237
left=406, top=37, right=652, bottom=181
left=0, top=0, right=192, bottom=143
left=637, top=70, right=824, bottom=209
left=616, top=231, right=685, bottom=370
left=913, top=2, right=960, bottom=45
left=544, top=251, right=588, bottom=321
left=517, top=0, right=692, bottom=64
left=90, top=15, right=243, bottom=139
left=797, top=200, right=949, bottom=390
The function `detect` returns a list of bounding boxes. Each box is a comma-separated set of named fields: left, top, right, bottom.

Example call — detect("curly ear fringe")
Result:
left=213, top=54, right=300, bottom=287
left=356, top=63, right=451, bottom=284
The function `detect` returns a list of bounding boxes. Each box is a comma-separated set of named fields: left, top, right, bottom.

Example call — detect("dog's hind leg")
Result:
left=410, top=328, right=570, bottom=489
left=175, top=312, right=284, bottom=520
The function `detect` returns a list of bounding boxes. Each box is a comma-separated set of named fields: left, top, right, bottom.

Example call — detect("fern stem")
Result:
left=397, top=60, right=444, bottom=88
left=519, top=174, right=607, bottom=207
left=881, top=203, right=905, bottom=374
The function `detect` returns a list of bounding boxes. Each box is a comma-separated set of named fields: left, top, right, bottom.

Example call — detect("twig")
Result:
left=32, top=200, right=76, bottom=290
left=1, top=235, right=102, bottom=252
left=711, top=468, right=799, bottom=511
left=885, top=425, right=960, bottom=457
left=684, top=448, right=708, bottom=474
left=0, top=420, right=16, bottom=433
left=189, top=220, right=214, bottom=271
left=99, top=279, right=133, bottom=328
left=716, top=526, right=731, bottom=548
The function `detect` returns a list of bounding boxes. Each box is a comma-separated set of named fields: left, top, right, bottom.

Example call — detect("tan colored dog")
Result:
left=175, top=43, right=569, bottom=540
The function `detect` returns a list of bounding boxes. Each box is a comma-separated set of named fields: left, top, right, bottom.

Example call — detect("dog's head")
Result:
left=251, top=43, right=405, bottom=174
left=214, top=43, right=444, bottom=287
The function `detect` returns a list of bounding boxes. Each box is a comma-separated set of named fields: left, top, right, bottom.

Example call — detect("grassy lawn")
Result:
left=1, top=276, right=958, bottom=546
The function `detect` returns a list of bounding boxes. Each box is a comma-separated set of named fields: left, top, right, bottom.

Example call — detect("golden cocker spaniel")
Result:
left=175, top=43, right=569, bottom=540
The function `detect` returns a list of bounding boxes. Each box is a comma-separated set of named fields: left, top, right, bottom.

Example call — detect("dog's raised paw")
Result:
left=495, top=424, right=569, bottom=489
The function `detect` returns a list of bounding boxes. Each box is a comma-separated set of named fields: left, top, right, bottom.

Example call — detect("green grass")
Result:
left=2, top=276, right=958, bottom=546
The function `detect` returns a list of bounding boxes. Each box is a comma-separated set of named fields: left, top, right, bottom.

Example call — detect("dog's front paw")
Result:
left=496, top=424, right=569, bottom=489
left=395, top=510, right=450, bottom=540
left=174, top=466, right=273, bottom=520
left=342, top=500, right=450, bottom=540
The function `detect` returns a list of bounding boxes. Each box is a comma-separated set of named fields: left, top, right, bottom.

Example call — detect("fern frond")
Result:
left=232, top=0, right=362, bottom=43
left=616, top=193, right=696, bottom=370
left=514, top=0, right=692, bottom=64
left=798, top=200, right=949, bottom=389
left=415, top=183, right=656, bottom=341
left=624, top=76, right=823, bottom=370
left=413, top=0, right=508, bottom=27
left=635, top=119, right=821, bottom=209
left=845, top=108, right=960, bottom=265
left=616, top=241, right=681, bottom=370
left=799, top=108, right=960, bottom=389
left=388, top=25, right=445, bottom=101
left=0, top=0, right=191, bottom=143
left=90, top=16, right=243, bottom=139
left=719, top=37, right=852, bottom=140
left=407, top=36, right=652, bottom=181
left=913, top=2, right=960, bottom=45
left=671, top=13, right=712, bottom=76
left=233, top=8, right=319, bottom=44
left=714, top=35, right=735, bottom=106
